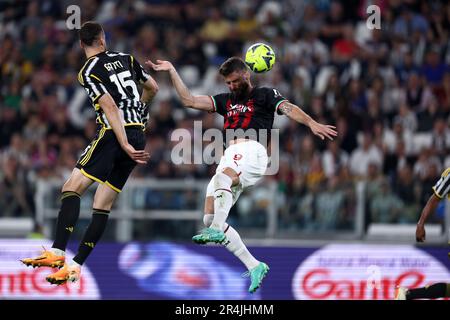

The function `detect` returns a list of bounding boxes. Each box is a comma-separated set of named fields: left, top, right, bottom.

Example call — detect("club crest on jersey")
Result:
left=227, top=104, right=253, bottom=117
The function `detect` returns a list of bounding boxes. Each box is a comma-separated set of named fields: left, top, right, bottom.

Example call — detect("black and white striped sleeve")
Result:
left=79, top=57, right=108, bottom=104
left=131, top=55, right=151, bottom=84
left=432, top=167, right=450, bottom=199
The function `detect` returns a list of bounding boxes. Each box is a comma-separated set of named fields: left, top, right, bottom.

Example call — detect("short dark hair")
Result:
left=79, top=21, right=104, bottom=46
left=219, top=57, right=248, bottom=76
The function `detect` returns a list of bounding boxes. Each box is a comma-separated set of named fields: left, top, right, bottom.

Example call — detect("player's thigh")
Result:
left=62, top=168, right=95, bottom=194
left=105, top=127, right=145, bottom=192
left=215, top=155, right=240, bottom=186
left=105, top=161, right=136, bottom=193
left=234, top=142, right=268, bottom=188
left=93, top=183, right=119, bottom=211
left=75, top=128, right=116, bottom=185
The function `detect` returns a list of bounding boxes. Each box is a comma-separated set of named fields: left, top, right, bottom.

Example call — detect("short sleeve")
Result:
left=210, top=93, right=229, bottom=116
left=265, top=88, right=288, bottom=115
left=131, top=55, right=152, bottom=84
left=78, top=58, right=108, bottom=104
left=432, top=167, right=450, bottom=199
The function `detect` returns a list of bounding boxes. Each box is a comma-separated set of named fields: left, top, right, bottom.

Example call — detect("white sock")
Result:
left=50, top=248, right=65, bottom=256
left=203, top=214, right=259, bottom=270
left=224, top=225, right=260, bottom=270
left=211, top=173, right=233, bottom=230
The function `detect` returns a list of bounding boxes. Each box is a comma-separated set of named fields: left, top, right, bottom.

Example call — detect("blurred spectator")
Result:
left=433, top=72, right=450, bottom=113
left=0, top=155, right=34, bottom=217
left=405, top=72, right=433, bottom=112
left=336, top=116, right=358, bottom=154
left=0, top=107, right=23, bottom=148
left=382, top=118, right=414, bottom=156
left=421, top=48, right=450, bottom=86
left=431, top=117, right=450, bottom=160
left=331, top=23, right=359, bottom=65
left=349, top=132, right=383, bottom=178
left=322, top=140, right=349, bottom=179
left=394, top=103, right=418, bottom=133
left=148, top=100, right=177, bottom=137
left=320, top=1, right=348, bottom=48
left=393, top=6, right=429, bottom=40
left=413, top=147, right=442, bottom=180
left=370, top=180, right=404, bottom=223
left=417, top=97, right=442, bottom=132
left=316, top=176, right=345, bottom=230
left=393, top=164, right=420, bottom=222
left=200, top=8, right=232, bottom=43
left=0, top=133, right=30, bottom=168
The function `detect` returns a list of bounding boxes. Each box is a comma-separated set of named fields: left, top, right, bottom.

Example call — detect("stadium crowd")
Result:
left=0, top=0, right=449, bottom=234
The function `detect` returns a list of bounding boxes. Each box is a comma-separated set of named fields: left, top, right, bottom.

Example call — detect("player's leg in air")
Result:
left=192, top=141, right=269, bottom=293
left=20, top=168, right=95, bottom=280
left=44, top=182, right=118, bottom=284
left=395, top=283, right=450, bottom=300
left=21, top=125, right=143, bottom=285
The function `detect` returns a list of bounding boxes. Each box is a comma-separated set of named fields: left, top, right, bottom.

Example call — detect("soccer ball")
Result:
left=245, top=43, right=276, bottom=73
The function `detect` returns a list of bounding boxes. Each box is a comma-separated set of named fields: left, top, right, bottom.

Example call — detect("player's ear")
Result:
left=79, top=40, right=84, bottom=50
left=100, top=34, right=107, bottom=49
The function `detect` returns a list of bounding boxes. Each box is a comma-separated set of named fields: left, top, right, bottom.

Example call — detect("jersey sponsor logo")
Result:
left=227, top=104, right=253, bottom=117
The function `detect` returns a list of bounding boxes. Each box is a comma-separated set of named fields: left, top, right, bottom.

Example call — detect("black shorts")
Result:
left=76, top=125, right=145, bottom=192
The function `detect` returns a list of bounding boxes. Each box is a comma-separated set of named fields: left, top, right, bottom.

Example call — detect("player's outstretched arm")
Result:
left=416, top=194, right=441, bottom=242
left=145, top=59, right=214, bottom=112
left=99, top=93, right=150, bottom=164
left=278, top=101, right=337, bottom=140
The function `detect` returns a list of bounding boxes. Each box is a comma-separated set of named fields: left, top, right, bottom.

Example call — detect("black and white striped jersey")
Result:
left=432, top=167, right=450, bottom=199
left=78, top=50, right=152, bottom=129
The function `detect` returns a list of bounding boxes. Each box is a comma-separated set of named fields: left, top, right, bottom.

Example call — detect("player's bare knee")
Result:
left=61, top=170, right=92, bottom=195
left=93, top=184, right=118, bottom=211
left=213, top=172, right=234, bottom=191
left=92, top=197, right=115, bottom=211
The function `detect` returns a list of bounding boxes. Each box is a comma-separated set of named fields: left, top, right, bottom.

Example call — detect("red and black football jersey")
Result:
left=210, top=87, right=288, bottom=132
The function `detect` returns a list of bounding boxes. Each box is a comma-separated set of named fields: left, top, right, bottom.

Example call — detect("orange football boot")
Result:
left=20, top=247, right=65, bottom=268
left=46, top=263, right=81, bottom=285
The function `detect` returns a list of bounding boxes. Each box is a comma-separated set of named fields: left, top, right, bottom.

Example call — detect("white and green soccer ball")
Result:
left=245, top=43, right=276, bottom=73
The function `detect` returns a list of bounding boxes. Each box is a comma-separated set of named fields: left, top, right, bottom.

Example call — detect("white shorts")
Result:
left=207, top=140, right=268, bottom=204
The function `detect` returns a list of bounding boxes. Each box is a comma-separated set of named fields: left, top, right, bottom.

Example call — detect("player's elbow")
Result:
left=101, top=103, right=117, bottom=115
left=150, top=81, right=159, bottom=95
left=100, top=99, right=119, bottom=117
left=145, top=79, right=159, bottom=95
